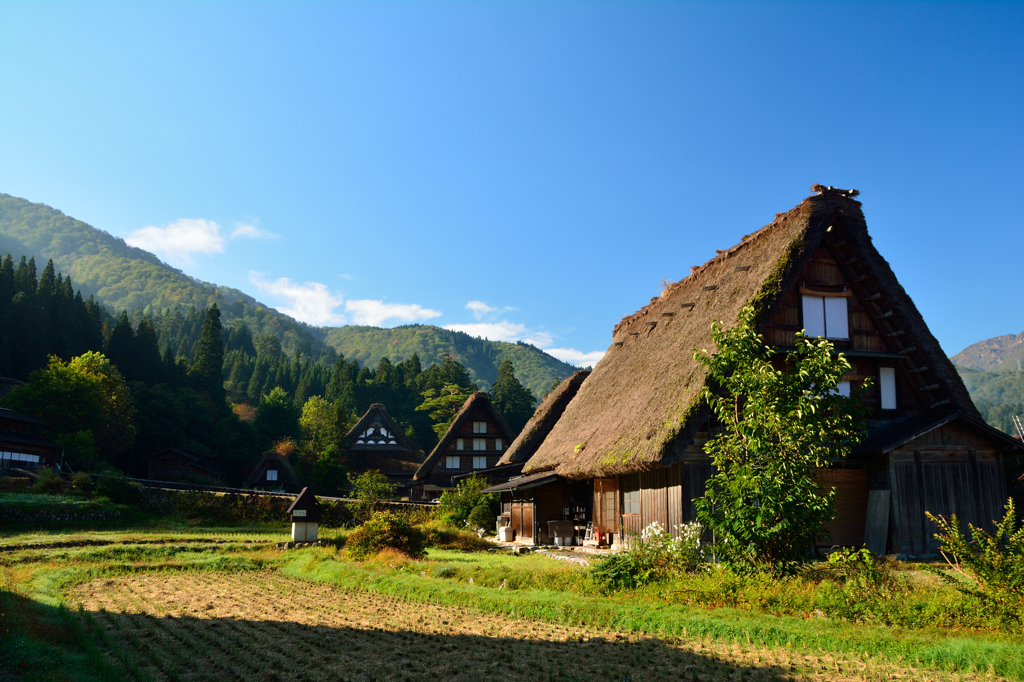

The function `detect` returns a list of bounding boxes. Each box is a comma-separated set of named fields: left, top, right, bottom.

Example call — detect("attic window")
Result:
left=445, top=456, right=460, bottom=469
left=473, top=438, right=486, bottom=451
left=801, top=295, right=849, bottom=339
left=473, top=421, right=487, bottom=434
left=496, top=438, right=503, bottom=450
left=456, top=438, right=465, bottom=451
left=266, top=469, right=278, bottom=482
left=734, top=266, right=751, bottom=272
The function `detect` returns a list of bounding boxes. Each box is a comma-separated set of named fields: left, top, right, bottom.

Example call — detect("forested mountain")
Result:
left=0, top=193, right=327, bottom=359
left=322, top=325, right=580, bottom=398
left=0, top=193, right=580, bottom=397
left=951, top=331, right=1024, bottom=373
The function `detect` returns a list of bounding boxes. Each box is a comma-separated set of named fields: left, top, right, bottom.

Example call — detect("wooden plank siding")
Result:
left=815, top=468, right=869, bottom=547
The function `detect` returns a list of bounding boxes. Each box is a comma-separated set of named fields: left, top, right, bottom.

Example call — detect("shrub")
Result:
left=70, top=471, right=93, bottom=496
left=0, top=477, right=31, bottom=492
left=93, top=476, right=145, bottom=505
left=345, top=511, right=427, bottom=560
left=420, top=520, right=492, bottom=551
left=592, top=521, right=707, bottom=591
left=467, top=503, right=496, bottom=533
left=32, top=469, right=65, bottom=494
left=927, top=498, right=1024, bottom=630
left=436, top=476, right=497, bottom=527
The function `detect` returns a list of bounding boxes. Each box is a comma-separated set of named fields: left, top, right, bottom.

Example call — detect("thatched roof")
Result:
left=522, top=188, right=978, bottom=479
left=414, top=392, right=515, bottom=481
left=497, top=370, right=590, bottom=466
left=243, top=451, right=302, bottom=489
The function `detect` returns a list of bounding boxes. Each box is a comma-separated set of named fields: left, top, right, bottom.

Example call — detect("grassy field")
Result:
left=2, top=518, right=1021, bottom=681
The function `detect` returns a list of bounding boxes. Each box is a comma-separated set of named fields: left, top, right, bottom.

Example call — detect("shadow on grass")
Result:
left=1, top=591, right=803, bottom=682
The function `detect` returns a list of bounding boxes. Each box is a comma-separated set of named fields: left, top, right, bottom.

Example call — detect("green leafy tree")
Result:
left=253, top=386, right=300, bottom=446
left=693, top=305, right=867, bottom=573
left=298, top=395, right=346, bottom=463
left=436, top=475, right=498, bottom=527
left=489, top=359, right=535, bottom=436
left=348, top=470, right=395, bottom=522
left=2, top=351, right=136, bottom=467
left=416, top=382, right=474, bottom=438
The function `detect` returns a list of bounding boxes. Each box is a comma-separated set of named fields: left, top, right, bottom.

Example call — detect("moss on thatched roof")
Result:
left=497, top=370, right=590, bottom=468
left=413, top=392, right=515, bottom=481
left=522, top=188, right=978, bottom=480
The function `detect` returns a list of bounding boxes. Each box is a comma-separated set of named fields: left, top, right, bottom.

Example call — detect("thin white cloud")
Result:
left=544, top=347, right=606, bottom=367
left=249, top=272, right=345, bottom=326
left=345, top=300, right=442, bottom=327
left=231, top=221, right=278, bottom=239
left=466, top=300, right=496, bottom=320
left=444, top=321, right=553, bottom=348
left=126, top=219, right=225, bottom=264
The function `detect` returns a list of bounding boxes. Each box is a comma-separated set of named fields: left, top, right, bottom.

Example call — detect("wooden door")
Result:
left=593, top=478, right=619, bottom=533
left=521, top=503, right=534, bottom=540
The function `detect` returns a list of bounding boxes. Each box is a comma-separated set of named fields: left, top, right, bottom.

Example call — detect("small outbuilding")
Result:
left=0, top=407, right=64, bottom=474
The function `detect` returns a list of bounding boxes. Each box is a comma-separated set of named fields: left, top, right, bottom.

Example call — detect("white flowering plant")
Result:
left=592, top=520, right=708, bottom=590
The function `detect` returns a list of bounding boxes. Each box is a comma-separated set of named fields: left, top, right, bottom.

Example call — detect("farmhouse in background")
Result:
left=0, top=406, right=64, bottom=474
left=243, top=451, right=303, bottom=492
left=500, top=187, right=1024, bottom=555
left=412, top=392, right=516, bottom=501
left=344, top=403, right=424, bottom=496
left=143, top=446, right=222, bottom=485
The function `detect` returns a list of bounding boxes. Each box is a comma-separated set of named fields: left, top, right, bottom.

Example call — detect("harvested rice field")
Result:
left=67, top=572, right=994, bottom=682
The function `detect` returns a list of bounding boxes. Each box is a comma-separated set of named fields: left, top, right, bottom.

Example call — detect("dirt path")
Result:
left=69, top=572, right=997, bottom=682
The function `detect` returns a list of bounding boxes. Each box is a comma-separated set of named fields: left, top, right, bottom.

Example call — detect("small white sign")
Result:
left=293, top=509, right=307, bottom=517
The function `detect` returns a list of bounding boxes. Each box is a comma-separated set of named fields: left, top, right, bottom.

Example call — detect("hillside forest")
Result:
left=0, top=193, right=581, bottom=399
left=0, top=255, right=543, bottom=491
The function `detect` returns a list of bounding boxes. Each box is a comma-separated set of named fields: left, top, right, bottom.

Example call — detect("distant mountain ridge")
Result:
left=0, top=193, right=579, bottom=397
left=951, top=331, right=1024, bottom=373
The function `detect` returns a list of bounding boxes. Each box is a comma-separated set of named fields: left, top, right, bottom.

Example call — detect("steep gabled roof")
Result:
left=243, top=451, right=302, bottom=489
left=345, top=403, right=418, bottom=453
left=497, top=370, right=590, bottom=466
left=523, top=188, right=978, bottom=479
left=414, top=392, right=515, bottom=481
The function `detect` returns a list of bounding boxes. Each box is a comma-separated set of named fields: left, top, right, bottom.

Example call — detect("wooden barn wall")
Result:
left=815, top=468, right=868, bottom=547
left=889, top=449, right=1004, bottom=555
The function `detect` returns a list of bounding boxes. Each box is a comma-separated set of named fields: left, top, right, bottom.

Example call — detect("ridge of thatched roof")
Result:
left=496, top=370, right=590, bottom=468
left=414, top=392, right=515, bottom=481
left=522, top=188, right=977, bottom=480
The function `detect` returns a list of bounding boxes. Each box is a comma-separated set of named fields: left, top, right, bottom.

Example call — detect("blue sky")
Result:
left=1, top=1, right=1021, bottom=366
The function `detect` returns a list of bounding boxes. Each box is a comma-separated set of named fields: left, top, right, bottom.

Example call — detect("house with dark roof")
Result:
left=344, top=403, right=424, bottom=494
left=510, top=187, right=1023, bottom=555
left=412, top=392, right=516, bottom=501
left=143, top=446, right=222, bottom=485
left=243, top=451, right=303, bottom=492
left=0, top=407, right=64, bottom=474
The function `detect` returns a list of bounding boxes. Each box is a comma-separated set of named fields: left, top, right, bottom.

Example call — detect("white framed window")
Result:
left=473, top=438, right=486, bottom=451
left=266, top=469, right=278, bottom=481
left=456, top=438, right=464, bottom=451
left=445, top=456, right=460, bottom=469
left=879, top=367, right=897, bottom=410
left=473, top=456, right=487, bottom=469
left=495, top=438, right=503, bottom=451
left=837, top=381, right=851, bottom=398
left=801, top=295, right=849, bottom=340
left=473, top=421, right=487, bottom=434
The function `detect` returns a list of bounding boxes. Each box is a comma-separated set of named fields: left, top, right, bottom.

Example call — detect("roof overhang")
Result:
left=482, top=472, right=562, bottom=494
left=853, top=411, right=1024, bottom=456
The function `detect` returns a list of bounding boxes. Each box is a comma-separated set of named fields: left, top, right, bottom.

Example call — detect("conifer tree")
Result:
left=489, top=360, right=536, bottom=437
left=106, top=311, right=136, bottom=380
left=189, top=304, right=225, bottom=405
